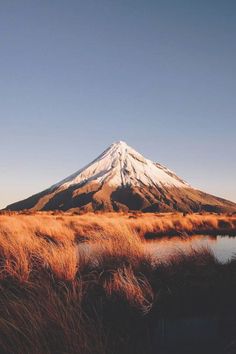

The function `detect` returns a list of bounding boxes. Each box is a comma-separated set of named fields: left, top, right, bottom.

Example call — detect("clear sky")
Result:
left=0, top=0, right=235, bottom=209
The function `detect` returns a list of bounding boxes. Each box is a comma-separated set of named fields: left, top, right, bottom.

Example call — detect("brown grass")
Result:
left=0, top=211, right=235, bottom=353
left=0, top=211, right=235, bottom=245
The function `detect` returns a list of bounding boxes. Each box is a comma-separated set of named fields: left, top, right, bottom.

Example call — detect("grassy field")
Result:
left=1, top=211, right=236, bottom=244
left=0, top=212, right=236, bottom=353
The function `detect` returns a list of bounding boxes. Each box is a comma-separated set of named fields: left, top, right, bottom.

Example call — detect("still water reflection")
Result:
left=145, top=235, right=236, bottom=263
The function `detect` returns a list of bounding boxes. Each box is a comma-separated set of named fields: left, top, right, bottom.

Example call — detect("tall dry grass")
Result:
left=0, top=215, right=156, bottom=354
left=0, top=211, right=235, bottom=245
left=0, top=212, right=235, bottom=353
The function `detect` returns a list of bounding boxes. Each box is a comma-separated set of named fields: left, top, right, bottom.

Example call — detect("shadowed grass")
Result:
left=0, top=212, right=235, bottom=353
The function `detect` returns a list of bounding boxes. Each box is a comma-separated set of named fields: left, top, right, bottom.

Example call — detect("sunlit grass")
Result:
left=0, top=211, right=235, bottom=353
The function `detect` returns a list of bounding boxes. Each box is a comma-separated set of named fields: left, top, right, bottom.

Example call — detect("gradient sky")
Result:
left=0, top=0, right=236, bottom=209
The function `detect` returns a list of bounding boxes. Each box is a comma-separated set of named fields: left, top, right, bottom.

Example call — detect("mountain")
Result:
left=6, top=141, right=236, bottom=213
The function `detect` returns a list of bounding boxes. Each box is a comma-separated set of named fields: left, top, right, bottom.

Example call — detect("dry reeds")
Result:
left=0, top=212, right=235, bottom=353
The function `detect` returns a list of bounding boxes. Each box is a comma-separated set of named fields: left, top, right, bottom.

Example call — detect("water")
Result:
left=145, top=235, right=236, bottom=263
left=78, top=234, right=236, bottom=264
left=150, top=315, right=233, bottom=354
left=146, top=235, right=236, bottom=353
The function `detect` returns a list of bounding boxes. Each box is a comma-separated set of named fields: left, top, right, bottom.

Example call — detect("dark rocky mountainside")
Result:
left=6, top=141, right=236, bottom=213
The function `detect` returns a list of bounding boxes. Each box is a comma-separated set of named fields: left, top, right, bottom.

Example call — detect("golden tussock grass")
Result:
left=0, top=211, right=234, bottom=283
left=1, top=211, right=235, bottom=244
left=0, top=211, right=235, bottom=353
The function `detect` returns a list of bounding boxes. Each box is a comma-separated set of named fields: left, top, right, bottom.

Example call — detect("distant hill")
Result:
left=6, top=141, right=236, bottom=213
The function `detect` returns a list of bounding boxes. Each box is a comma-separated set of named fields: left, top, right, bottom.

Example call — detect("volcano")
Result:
left=6, top=141, right=236, bottom=213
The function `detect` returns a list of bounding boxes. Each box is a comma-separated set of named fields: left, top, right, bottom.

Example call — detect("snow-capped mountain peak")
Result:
left=54, top=141, right=189, bottom=191
left=6, top=141, right=236, bottom=213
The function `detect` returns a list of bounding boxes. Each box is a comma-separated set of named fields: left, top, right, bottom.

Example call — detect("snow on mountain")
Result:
left=6, top=141, right=236, bottom=213
left=53, top=141, right=189, bottom=190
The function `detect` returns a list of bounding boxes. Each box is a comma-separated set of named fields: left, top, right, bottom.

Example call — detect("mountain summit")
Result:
left=6, top=141, right=236, bottom=213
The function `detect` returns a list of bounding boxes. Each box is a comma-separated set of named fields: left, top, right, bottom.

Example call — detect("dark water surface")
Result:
left=147, top=235, right=236, bottom=353
left=78, top=235, right=236, bottom=353
left=150, top=315, right=234, bottom=354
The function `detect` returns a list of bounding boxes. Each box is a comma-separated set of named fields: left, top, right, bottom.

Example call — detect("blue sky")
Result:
left=0, top=0, right=235, bottom=208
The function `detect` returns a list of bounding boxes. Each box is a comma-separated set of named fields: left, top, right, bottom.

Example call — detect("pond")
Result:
left=150, top=315, right=233, bottom=354
left=145, top=234, right=236, bottom=263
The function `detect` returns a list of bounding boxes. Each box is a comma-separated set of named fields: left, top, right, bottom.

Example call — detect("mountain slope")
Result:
left=6, top=141, right=236, bottom=213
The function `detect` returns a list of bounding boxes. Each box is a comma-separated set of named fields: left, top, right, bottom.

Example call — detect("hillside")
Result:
left=6, top=141, right=236, bottom=213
